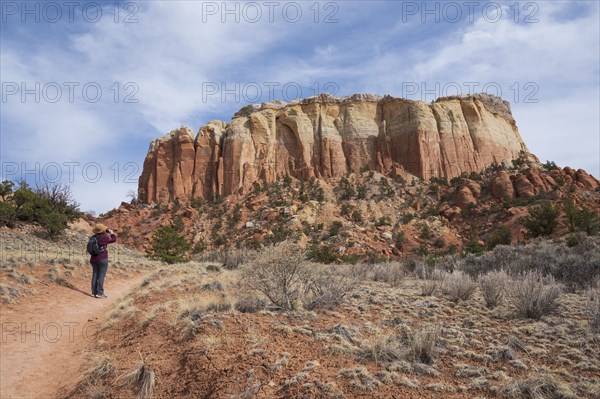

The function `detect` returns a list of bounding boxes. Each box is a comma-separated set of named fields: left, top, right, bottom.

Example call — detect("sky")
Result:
left=1, top=0, right=599, bottom=213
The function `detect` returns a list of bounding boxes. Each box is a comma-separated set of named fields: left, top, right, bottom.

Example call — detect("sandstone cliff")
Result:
left=139, top=93, right=527, bottom=203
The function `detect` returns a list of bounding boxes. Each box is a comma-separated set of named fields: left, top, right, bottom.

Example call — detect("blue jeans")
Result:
left=91, top=259, right=109, bottom=296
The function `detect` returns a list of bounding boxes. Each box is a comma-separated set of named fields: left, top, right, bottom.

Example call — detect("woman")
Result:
left=90, top=223, right=117, bottom=298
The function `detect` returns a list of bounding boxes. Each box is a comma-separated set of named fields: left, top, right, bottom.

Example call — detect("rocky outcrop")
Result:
left=139, top=93, right=528, bottom=203
left=489, top=167, right=599, bottom=200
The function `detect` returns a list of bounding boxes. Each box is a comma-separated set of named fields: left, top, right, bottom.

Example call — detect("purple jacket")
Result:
left=90, top=232, right=117, bottom=263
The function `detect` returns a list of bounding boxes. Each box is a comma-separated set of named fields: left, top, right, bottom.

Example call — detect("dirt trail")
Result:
left=0, top=272, right=147, bottom=399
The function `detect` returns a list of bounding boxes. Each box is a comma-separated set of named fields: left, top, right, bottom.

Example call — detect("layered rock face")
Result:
left=139, top=93, right=527, bottom=203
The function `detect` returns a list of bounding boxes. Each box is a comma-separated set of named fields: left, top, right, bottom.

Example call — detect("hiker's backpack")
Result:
left=87, top=235, right=101, bottom=256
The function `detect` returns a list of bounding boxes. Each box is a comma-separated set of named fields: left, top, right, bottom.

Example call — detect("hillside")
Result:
left=104, top=153, right=599, bottom=259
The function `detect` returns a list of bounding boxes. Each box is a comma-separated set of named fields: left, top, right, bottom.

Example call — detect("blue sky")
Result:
left=1, top=0, right=599, bottom=213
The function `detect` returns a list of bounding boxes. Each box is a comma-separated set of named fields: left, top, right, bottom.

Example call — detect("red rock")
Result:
left=514, top=174, right=535, bottom=198
left=575, top=169, right=599, bottom=189
left=456, top=186, right=476, bottom=209
left=441, top=205, right=462, bottom=221
left=491, top=171, right=514, bottom=199
left=138, top=93, right=527, bottom=203
left=251, top=233, right=265, bottom=244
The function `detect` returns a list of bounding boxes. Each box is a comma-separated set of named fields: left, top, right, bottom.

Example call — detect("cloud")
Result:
left=1, top=1, right=598, bottom=213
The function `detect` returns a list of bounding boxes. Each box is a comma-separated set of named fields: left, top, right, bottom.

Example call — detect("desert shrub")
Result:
left=585, top=287, right=600, bottom=333
left=303, top=266, right=354, bottom=310
left=306, top=244, right=338, bottom=264
left=508, top=271, right=561, bottom=319
left=243, top=242, right=352, bottom=310
left=523, top=202, right=560, bottom=237
left=147, top=225, right=191, bottom=264
left=395, top=231, right=406, bottom=250
left=340, top=203, right=352, bottom=217
left=419, top=224, right=432, bottom=239
left=554, top=253, right=600, bottom=292
left=328, top=221, right=343, bottom=237
left=419, top=269, right=446, bottom=296
left=565, top=198, right=600, bottom=235
left=242, top=242, right=309, bottom=310
left=571, top=208, right=600, bottom=235
left=401, top=213, right=414, bottom=224
left=565, top=233, right=580, bottom=247
left=234, top=294, right=268, bottom=313
left=464, top=237, right=485, bottom=254
left=371, top=262, right=405, bottom=287
left=479, top=270, right=508, bottom=308
left=0, top=181, right=81, bottom=236
left=443, top=271, right=477, bottom=302
left=460, top=237, right=600, bottom=289
left=405, top=324, right=440, bottom=365
left=488, top=225, right=512, bottom=249
left=0, top=201, right=16, bottom=226
left=206, top=264, right=221, bottom=273
left=221, top=248, right=246, bottom=269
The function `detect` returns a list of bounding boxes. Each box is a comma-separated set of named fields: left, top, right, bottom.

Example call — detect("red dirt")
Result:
left=0, top=272, right=147, bottom=399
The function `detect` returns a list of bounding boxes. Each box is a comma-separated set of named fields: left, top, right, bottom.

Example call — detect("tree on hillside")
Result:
left=523, top=202, right=560, bottom=237
left=147, top=225, right=191, bottom=264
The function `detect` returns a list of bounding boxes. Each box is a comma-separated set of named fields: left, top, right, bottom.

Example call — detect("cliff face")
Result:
left=138, top=93, right=527, bottom=203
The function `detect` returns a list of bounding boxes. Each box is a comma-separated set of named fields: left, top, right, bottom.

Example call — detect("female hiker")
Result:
left=89, top=223, right=117, bottom=298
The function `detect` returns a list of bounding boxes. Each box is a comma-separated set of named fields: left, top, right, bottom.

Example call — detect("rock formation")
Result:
left=139, top=93, right=528, bottom=203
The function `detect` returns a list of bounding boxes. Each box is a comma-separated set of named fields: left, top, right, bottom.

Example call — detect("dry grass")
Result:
left=585, top=287, right=600, bottom=332
left=419, top=269, right=446, bottom=296
left=103, top=296, right=137, bottom=328
left=0, top=282, right=20, bottom=303
left=500, top=373, right=580, bottom=399
left=509, top=271, right=562, bottom=319
left=117, top=359, right=156, bottom=399
left=79, top=352, right=116, bottom=385
left=8, top=269, right=36, bottom=284
left=355, top=331, right=403, bottom=364
left=336, top=367, right=381, bottom=391
left=405, top=324, right=440, bottom=365
left=234, top=293, right=268, bottom=313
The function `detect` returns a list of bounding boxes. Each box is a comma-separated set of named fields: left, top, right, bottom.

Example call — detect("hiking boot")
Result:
left=97, top=294, right=108, bottom=299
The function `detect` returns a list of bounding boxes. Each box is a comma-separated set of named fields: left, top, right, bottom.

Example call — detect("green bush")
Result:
left=395, top=231, right=406, bottom=250
left=0, top=181, right=81, bottom=237
left=328, top=221, right=343, bottom=237
left=523, top=202, right=559, bottom=237
left=566, top=204, right=600, bottom=235
left=0, top=202, right=16, bottom=226
left=39, top=211, right=68, bottom=237
left=464, top=237, right=485, bottom=254
left=307, top=244, right=338, bottom=264
left=147, top=225, right=191, bottom=264
left=487, top=225, right=512, bottom=249
left=565, top=234, right=580, bottom=247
